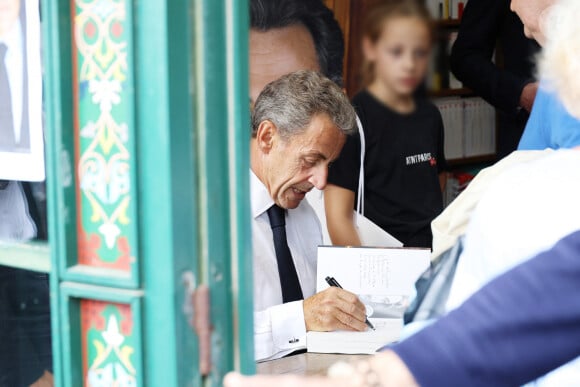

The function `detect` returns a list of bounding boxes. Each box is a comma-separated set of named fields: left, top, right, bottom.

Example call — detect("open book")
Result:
left=307, top=246, right=430, bottom=354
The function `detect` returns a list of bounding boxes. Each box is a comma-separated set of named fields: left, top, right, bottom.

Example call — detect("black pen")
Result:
left=325, top=276, right=375, bottom=331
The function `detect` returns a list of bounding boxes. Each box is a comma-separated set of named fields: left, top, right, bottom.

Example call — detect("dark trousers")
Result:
left=0, top=266, right=52, bottom=387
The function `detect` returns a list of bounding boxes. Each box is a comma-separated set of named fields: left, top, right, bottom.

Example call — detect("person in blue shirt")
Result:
left=518, top=85, right=580, bottom=150
left=516, top=0, right=580, bottom=150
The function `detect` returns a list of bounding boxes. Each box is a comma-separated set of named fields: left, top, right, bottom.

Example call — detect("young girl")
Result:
left=325, top=0, right=446, bottom=249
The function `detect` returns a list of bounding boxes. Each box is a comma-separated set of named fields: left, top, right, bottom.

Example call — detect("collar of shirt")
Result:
left=250, top=169, right=275, bottom=219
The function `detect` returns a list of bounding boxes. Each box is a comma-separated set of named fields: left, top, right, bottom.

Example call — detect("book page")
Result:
left=308, top=247, right=429, bottom=354
left=307, top=318, right=402, bottom=355
left=316, top=246, right=430, bottom=295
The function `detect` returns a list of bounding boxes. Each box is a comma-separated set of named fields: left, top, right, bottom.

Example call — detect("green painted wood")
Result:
left=193, top=0, right=254, bottom=382
left=136, top=1, right=201, bottom=385
left=193, top=0, right=234, bottom=384
left=43, top=0, right=253, bottom=385
left=224, top=0, right=256, bottom=375
left=42, top=0, right=75, bottom=385
left=43, top=0, right=78, bottom=286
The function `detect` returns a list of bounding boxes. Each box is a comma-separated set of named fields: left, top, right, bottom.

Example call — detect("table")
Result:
left=257, top=353, right=370, bottom=376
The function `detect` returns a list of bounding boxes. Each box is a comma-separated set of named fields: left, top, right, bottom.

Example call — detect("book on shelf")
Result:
left=306, top=246, right=430, bottom=355
left=443, top=171, right=475, bottom=207
left=427, top=0, right=468, bottom=20
left=434, top=97, right=496, bottom=160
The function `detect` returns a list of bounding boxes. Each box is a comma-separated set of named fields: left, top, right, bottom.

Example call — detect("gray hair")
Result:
left=538, top=0, right=580, bottom=119
left=251, top=70, right=356, bottom=139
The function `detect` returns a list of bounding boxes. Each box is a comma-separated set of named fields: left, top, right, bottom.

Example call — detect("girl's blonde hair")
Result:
left=361, top=0, right=434, bottom=86
left=539, top=0, right=580, bottom=119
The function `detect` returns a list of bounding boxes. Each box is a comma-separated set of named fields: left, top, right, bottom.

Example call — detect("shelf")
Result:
left=429, top=87, right=474, bottom=98
left=447, top=154, right=496, bottom=167
left=436, top=19, right=462, bottom=28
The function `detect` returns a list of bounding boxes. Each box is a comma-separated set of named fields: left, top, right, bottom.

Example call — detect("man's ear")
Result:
left=255, top=120, right=277, bottom=153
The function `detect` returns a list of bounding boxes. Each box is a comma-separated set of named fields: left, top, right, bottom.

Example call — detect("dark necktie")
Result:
left=0, top=43, right=15, bottom=150
left=267, top=204, right=304, bottom=303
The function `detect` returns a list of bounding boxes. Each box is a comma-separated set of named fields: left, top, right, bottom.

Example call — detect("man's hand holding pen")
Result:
left=302, top=286, right=368, bottom=332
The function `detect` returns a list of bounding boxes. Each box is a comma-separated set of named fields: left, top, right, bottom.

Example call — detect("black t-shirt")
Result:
left=328, top=90, right=446, bottom=248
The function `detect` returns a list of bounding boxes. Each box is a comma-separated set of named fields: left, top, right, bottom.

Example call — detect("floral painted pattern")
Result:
left=81, top=300, right=138, bottom=386
left=74, top=0, right=136, bottom=271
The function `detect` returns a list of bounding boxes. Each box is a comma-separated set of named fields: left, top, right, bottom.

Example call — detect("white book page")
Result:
left=307, top=318, right=403, bottom=355
left=316, top=246, right=430, bottom=296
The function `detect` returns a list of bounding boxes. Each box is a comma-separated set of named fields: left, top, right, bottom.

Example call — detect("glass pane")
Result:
left=0, top=265, right=52, bottom=386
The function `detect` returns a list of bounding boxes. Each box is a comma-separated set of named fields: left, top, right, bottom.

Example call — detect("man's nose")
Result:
left=309, top=164, right=328, bottom=190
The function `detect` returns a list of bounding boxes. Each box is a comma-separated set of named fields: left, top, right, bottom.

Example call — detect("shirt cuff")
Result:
left=271, top=300, right=307, bottom=350
left=254, top=301, right=307, bottom=361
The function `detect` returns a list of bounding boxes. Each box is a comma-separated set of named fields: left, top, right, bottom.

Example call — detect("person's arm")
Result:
left=254, top=287, right=367, bottom=361
left=325, top=126, right=362, bottom=245
left=392, top=229, right=580, bottom=387
left=324, top=184, right=361, bottom=246
left=450, top=0, right=533, bottom=113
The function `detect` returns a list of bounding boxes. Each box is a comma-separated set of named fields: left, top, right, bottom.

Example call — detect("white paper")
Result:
left=316, top=246, right=430, bottom=296
left=307, top=318, right=402, bottom=355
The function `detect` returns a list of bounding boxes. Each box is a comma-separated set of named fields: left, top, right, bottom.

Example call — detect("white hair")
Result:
left=538, top=0, right=580, bottom=119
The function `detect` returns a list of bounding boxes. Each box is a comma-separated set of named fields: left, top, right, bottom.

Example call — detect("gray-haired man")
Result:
left=250, top=70, right=366, bottom=361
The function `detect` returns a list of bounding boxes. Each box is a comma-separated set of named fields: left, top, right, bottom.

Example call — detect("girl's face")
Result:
left=364, top=16, right=431, bottom=96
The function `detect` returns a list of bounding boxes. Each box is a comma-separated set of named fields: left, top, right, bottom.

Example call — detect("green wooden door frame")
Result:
left=38, top=0, right=254, bottom=385
left=192, top=0, right=255, bottom=380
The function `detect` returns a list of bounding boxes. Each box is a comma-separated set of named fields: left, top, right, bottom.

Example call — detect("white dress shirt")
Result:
left=0, top=20, right=24, bottom=143
left=250, top=170, right=321, bottom=361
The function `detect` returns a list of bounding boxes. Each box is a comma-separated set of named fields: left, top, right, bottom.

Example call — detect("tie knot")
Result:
left=0, top=44, right=7, bottom=61
left=267, top=204, right=286, bottom=228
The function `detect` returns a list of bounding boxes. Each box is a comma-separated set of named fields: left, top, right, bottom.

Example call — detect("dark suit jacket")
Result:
left=450, top=0, right=540, bottom=158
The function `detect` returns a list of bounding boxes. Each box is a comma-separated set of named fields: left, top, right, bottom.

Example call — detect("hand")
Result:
left=303, top=287, right=367, bottom=332
left=520, top=82, right=539, bottom=112
left=223, top=351, right=418, bottom=387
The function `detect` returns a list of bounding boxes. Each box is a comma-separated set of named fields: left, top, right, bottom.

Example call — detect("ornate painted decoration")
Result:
left=81, top=300, right=138, bottom=386
left=73, top=0, right=136, bottom=272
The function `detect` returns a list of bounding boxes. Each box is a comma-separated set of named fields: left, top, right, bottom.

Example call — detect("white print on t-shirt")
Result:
left=405, top=152, right=435, bottom=166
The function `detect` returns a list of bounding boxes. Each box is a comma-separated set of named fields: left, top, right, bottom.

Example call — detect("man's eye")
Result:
left=303, top=159, right=317, bottom=167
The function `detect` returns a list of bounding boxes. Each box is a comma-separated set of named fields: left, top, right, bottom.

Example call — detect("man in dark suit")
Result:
left=450, top=0, right=541, bottom=159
